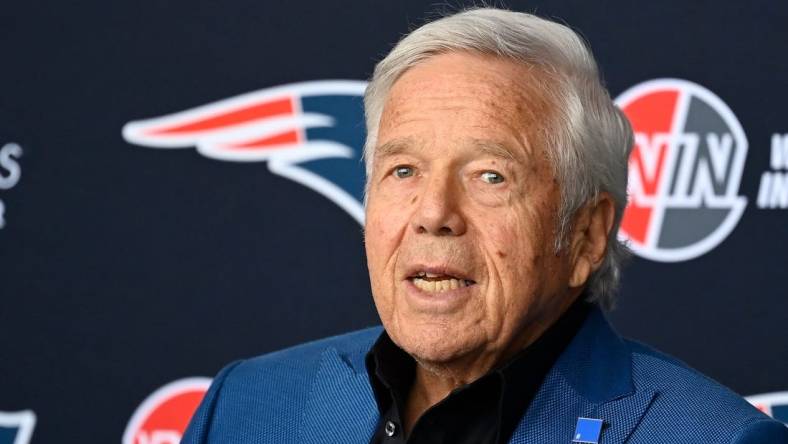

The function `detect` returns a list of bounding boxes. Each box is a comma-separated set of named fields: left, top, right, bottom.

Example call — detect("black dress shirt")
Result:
left=365, top=298, right=591, bottom=444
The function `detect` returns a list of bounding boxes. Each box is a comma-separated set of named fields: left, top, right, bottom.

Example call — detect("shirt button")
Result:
left=384, top=420, right=397, bottom=437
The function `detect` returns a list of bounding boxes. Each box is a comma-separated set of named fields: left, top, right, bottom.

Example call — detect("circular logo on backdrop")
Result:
left=615, top=79, right=748, bottom=262
left=123, top=377, right=211, bottom=444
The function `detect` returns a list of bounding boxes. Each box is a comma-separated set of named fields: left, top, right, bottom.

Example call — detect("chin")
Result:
left=389, top=319, right=480, bottom=366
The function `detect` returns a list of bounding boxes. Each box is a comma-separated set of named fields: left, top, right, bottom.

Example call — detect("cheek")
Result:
left=365, top=195, right=411, bottom=287
left=365, top=217, right=390, bottom=286
left=366, top=204, right=406, bottom=258
left=486, top=209, right=542, bottom=268
left=481, top=205, right=552, bottom=306
left=365, top=214, right=393, bottom=321
left=503, top=198, right=565, bottom=301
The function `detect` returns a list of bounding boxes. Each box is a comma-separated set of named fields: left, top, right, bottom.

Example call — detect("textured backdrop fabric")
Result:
left=181, top=309, right=787, bottom=443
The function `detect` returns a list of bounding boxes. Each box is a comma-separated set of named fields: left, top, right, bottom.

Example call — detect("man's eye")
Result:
left=393, top=166, right=414, bottom=179
left=480, top=171, right=505, bottom=184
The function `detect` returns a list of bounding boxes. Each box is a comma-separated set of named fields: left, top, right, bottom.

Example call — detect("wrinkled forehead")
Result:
left=378, top=51, right=557, bottom=154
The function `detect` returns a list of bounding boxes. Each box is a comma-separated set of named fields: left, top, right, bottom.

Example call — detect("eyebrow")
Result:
left=375, top=138, right=417, bottom=160
left=470, top=139, right=521, bottom=163
left=374, top=137, right=525, bottom=164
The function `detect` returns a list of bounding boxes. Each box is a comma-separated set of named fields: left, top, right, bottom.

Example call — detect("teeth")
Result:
left=412, top=277, right=469, bottom=293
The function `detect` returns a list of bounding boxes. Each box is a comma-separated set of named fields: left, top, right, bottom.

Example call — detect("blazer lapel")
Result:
left=298, top=344, right=380, bottom=444
left=510, top=308, right=656, bottom=444
left=587, top=389, right=656, bottom=443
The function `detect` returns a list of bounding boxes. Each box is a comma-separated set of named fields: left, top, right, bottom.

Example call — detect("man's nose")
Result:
left=411, top=174, right=467, bottom=236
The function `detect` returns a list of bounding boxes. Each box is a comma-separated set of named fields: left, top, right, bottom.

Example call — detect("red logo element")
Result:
left=121, top=80, right=369, bottom=224
left=615, top=79, right=748, bottom=262
left=123, top=377, right=211, bottom=444
left=746, top=391, right=788, bottom=424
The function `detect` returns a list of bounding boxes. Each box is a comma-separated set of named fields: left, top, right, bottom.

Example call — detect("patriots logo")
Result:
left=746, top=391, right=788, bottom=425
left=122, top=80, right=368, bottom=223
left=0, top=410, right=36, bottom=444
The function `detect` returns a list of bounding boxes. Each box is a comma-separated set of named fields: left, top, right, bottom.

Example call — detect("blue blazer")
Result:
left=182, top=308, right=787, bottom=443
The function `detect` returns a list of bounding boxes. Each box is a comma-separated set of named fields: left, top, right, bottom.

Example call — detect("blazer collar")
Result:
left=511, top=307, right=656, bottom=443
left=298, top=336, right=380, bottom=444
left=558, top=307, right=635, bottom=402
left=300, top=308, right=656, bottom=444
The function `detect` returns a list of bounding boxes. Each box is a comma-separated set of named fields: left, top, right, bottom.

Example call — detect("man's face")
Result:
left=365, top=52, right=576, bottom=368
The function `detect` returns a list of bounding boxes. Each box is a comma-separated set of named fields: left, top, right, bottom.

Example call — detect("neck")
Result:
left=402, top=366, right=455, bottom=434
left=402, top=291, right=583, bottom=434
left=402, top=324, right=542, bottom=434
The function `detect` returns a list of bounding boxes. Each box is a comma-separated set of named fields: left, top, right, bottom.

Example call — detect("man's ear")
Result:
left=567, top=193, right=616, bottom=288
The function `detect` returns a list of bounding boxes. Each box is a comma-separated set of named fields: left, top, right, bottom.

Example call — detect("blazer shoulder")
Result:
left=625, top=340, right=784, bottom=442
left=182, top=327, right=383, bottom=443
left=729, top=418, right=788, bottom=443
left=220, top=326, right=382, bottom=383
left=246, top=326, right=383, bottom=367
left=627, top=340, right=743, bottom=397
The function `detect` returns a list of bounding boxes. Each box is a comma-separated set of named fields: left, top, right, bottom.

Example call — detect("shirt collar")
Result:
left=365, top=296, right=592, bottom=442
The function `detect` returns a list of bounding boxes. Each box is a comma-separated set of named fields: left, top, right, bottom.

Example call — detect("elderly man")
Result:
left=182, top=8, right=787, bottom=444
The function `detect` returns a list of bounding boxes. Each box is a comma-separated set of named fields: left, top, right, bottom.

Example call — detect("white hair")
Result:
left=363, top=7, right=633, bottom=310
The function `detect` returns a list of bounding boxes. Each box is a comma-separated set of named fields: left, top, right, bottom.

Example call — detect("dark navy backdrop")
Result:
left=1, top=1, right=786, bottom=442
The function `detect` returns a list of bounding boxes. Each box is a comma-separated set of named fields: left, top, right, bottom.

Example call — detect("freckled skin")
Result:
left=364, top=52, right=607, bottom=423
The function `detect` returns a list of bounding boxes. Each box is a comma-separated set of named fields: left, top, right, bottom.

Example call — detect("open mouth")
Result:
left=408, top=271, right=476, bottom=293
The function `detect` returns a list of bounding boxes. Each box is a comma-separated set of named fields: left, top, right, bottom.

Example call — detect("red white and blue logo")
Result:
left=0, top=410, right=36, bottom=444
left=615, top=79, right=748, bottom=262
left=746, top=391, right=788, bottom=425
left=123, top=377, right=211, bottom=444
left=123, top=80, right=368, bottom=223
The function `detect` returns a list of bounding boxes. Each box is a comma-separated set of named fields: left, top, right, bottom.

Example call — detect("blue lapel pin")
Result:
left=572, top=417, right=604, bottom=443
